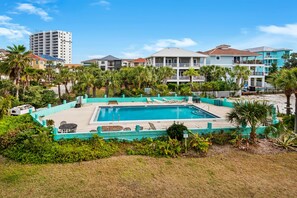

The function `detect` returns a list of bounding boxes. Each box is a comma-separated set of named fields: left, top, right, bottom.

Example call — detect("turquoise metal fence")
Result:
left=52, top=125, right=267, bottom=141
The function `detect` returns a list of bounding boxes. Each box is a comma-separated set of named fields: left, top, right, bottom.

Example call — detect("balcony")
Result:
left=251, top=72, right=265, bottom=76
left=233, top=60, right=263, bottom=65
left=264, top=55, right=278, bottom=59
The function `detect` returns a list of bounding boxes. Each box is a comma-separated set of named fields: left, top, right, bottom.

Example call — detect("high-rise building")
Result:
left=30, top=30, right=72, bottom=64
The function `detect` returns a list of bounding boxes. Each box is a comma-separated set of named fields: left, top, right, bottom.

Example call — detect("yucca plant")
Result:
left=275, top=132, right=297, bottom=151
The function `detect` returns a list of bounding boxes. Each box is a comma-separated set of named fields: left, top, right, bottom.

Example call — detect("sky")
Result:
left=1, top=0, right=297, bottom=63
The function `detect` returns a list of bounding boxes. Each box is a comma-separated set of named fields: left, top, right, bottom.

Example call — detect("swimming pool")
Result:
left=95, top=105, right=219, bottom=122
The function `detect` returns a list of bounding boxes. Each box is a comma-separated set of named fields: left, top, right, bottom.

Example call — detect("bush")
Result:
left=167, top=122, right=188, bottom=141
left=126, top=138, right=182, bottom=157
left=283, top=115, right=295, bottom=131
left=188, top=133, right=211, bottom=153
left=203, top=130, right=241, bottom=145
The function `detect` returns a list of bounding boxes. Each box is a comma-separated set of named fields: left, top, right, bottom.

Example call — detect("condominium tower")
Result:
left=30, top=30, right=72, bottom=64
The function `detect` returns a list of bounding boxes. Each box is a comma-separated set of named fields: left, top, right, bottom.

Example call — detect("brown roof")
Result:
left=64, top=64, right=81, bottom=68
left=201, top=44, right=259, bottom=56
left=29, top=54, right=47, bottom=61
left=133, top=58, right=145, bottom=63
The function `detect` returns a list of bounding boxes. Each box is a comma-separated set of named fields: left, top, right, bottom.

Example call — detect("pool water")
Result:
left=97, top=105, right=219, bottom=122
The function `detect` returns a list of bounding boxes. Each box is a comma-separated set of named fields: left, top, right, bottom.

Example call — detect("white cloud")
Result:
left=29, top=0, right=55, bottom=4
left=0, top=15, right=31, bottom=40
left=91, top=0, right=111, bottom=10
left=143, top=38, right=197, bottom=51
left=258, top=23, right=297, bottom=38
left=121, top=51, right=143, bottom=59
left=88, top=54, right=105, bottom=59
left=16, top=3, right=52, bottom=21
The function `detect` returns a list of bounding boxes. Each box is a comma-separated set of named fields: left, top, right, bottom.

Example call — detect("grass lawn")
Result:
left=1, top=150, right=297, bottom=198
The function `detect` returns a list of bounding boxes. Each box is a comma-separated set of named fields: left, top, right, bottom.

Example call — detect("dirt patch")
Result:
left=247, top=139, right=286, bottom=155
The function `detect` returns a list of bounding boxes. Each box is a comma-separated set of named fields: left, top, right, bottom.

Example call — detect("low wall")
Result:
left=53, top=126, right=267, bottom=141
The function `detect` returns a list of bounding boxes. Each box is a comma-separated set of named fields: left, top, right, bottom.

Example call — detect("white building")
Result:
left=202, top=45, right=266, bottom=88
left=30, top=30, right=72, bottom=64
left=146, top=48, right=208, bottom=84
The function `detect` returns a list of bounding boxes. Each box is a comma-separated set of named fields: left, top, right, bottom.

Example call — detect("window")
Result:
left=216, top=56, right=220, bottom=60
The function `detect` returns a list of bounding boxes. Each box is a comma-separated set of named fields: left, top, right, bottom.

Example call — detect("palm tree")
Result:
left=232, top=65, right=251, bottom=89
left=272, top=69, right=294, bottom=115
left=157, top=66, right=175, bottom=84
left=4, top=44, right=31, bottom=99
left=289, top=68, right=297, bottom=132
left=53, top=72, right=63, bottom=99
left=183, top=67, right=199, bottom=87
left=227, top=100, right=273, bottom=142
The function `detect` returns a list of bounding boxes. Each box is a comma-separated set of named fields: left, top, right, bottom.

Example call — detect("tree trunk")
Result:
left=250, top=125, right=257, bottom=143
left=64, top=82, right=69, bottom=94
left=295, top=93, right=297, bottom=133
left=93, top=87, right=96, bottom=97
left=105, top=82, right=109, bottom=97
left=58, top=84, right=61, bottom=99
left=286, top=94, right=291, bottom=115
left=87, top=87, right=91, bottom=96
left=15, top=71, right=20, bottom=99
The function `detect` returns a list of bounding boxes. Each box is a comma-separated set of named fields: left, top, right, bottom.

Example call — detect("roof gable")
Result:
left=203, top=44, right=259, bottom=56
left=150, top=48, right=208, bottom=58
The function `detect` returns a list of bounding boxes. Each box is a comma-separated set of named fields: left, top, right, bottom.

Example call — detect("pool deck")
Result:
left=43, top=102, right=235, bottom=132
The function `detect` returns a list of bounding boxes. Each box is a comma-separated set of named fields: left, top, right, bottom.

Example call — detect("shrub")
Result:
left=275, top=131, right=297, bottom=151
left=283, top=115, right=295, bottom=131
left=126, top=137, right=182, bottom=157
left=167, top=122, right=188, bottom=141
left=188, top=133, right=211, bottom=153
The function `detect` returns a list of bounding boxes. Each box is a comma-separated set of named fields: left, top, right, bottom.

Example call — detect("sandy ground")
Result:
left=43, top=102, right=233, bottom=132
left=231, top=94, right=295, bottom=114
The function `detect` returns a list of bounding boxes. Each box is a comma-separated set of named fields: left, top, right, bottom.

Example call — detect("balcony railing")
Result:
left=233, top=60, right=263, bottom=64
left=251, top=72, right=265, bottom=76
left=264, top=55, right=278, bottom=59
left=155, top=63, right=201, bottom=67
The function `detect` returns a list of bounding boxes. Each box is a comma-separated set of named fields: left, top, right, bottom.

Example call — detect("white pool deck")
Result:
left=43, top=102, right=235, bottom=132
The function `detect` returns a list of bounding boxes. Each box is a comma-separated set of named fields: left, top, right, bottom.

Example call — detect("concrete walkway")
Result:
left=43, top=102, right=234, bottom=132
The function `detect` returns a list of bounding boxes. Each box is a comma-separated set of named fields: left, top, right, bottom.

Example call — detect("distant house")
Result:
left=40, top=54, right=65, bottom=67
left=122, top=59, right=134, bottom=67
left=0, top=49, right=9, bottom=62
left=132, top=58, right=146, bottom=67
left=28, top=54, right=47, bottom=70
left=146, top=48, right=208, bottom=84
left=202, top=44, right=266, bottom=88
left=81, top=55, right=122, bottom=70
left=246, top=46, right=292, bottom=72
left=64, top=64, right=82, bottom=69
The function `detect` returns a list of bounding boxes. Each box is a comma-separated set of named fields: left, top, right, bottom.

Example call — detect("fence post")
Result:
left=42, top=120, right=47, bottom=127
left=140, top=94, right=143, bottom=98
left=104, top=94, right=107, bottom=98
left=122, top=94, right=125, bottom=98
left=157, top=94, right=160, bottom=98
left=29, top=108, right=33, bottom=114
left=63, top=100, right=66, bottom=104
left=84, top=94, right=88, bottom=99
left=207, top=122, right=212, bottom=133
left=97, top=126, right=102, bottom=134
left=47, top=104, right=51, bottom=108
left=175, top=93, right=177, bottom=97
left=135, top=125, right=141, bottom=132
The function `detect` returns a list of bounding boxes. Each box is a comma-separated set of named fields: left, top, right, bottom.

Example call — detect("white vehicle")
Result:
left=10, top=104, right=35, bottom=116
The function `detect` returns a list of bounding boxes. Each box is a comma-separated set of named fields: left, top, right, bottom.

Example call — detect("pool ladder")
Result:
left=112, top=114, right=120, bottom=122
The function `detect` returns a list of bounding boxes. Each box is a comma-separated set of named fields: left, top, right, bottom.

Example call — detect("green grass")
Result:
left=0, top=152, right=297, bottom=197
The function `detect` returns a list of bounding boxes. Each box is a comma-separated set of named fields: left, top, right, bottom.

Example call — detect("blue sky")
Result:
left=1, top=0, right=297, bottom=63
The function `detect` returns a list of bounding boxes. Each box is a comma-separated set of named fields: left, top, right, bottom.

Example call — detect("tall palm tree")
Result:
left=4, top=44, right=31, bottom=99
left=157, top=66, right=175, bottom=84
left=53, top=72, right=63, bottom=99
left=270, top=69, right=294, bottom=115
left=289, top=68, right=297, bottom=132
left=227, top=100, right=273, bottom=142
left=183, top=67, right=199, bottom=87
left=232, top=65, right=251, bottom=89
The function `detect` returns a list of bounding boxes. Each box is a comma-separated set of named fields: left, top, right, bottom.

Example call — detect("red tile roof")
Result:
left=133, top=58, right=146, bottom=63
left=29, top=54, right=47, bottom=61
left=201, top=44, right=259, bottom=56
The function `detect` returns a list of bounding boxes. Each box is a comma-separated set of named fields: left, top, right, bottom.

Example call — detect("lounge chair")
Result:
left=149, top=122, right=156, bottom=130
left=147, top=98, right=153, bottom=103
left=162, top=98, right=176, bottom=103
left=153, top=99, right=164, bottom=103
left=60, top=121, right=67, bottom=126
